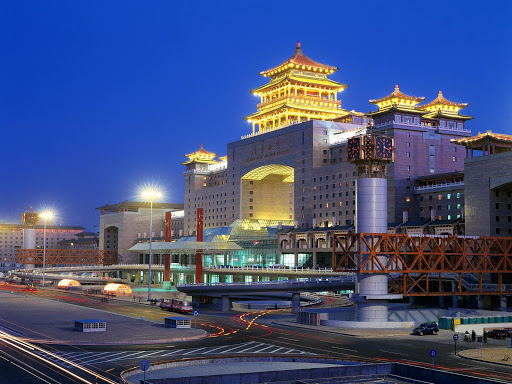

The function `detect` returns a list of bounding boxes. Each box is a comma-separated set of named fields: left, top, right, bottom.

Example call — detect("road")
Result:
left=1, top=284, right=512, bottom=383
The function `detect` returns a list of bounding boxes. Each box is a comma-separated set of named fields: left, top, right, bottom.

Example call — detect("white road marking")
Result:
left=182, top=347, right=208, bottom=355
left=217, top=342, right=256, bottom=353
left=251, top=344, right=277, bottom=353
left=160, top=349, right=184, bottom=356
left=278, top=337, right=299, bottom=342
left=79, top=351, right=124, bottom=364
left=331, top=346, right=358, bottom=353
left=104, top=350, right=153, bottom=362
left=237, top=343, right=266, bottom=353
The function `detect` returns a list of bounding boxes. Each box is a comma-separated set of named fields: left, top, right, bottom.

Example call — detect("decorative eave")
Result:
left=218, top=155, right=227, bottom=162
left=451, top=130, right=512, bottom=149
left=260, top=42, right=338, bottom=77
left=251, top=74, right=346, bottom=94
left=422, top=110, right=473, bottom=121
left=420, top=90, right=468, bottom=111
left=367, top=105, right=427, bottom=117
left=245, top=103, right=347, bottom=121
left=369, top=85, right=425, bottom=106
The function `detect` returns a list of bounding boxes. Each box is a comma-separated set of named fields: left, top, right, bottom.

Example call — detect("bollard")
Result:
left=141, top=316, right=145, bottom=321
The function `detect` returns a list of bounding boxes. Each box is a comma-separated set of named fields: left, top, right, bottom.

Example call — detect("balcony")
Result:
left=257, top=94, right=341, bottom=110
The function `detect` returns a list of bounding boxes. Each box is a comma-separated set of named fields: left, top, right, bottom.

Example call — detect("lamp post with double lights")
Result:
left=39, top=211, right=54, bottom=286
left=140, top=188, right=163, bottom=301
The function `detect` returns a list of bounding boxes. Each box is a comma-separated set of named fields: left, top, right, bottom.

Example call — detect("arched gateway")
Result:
left=240, top=164, right=294, bottom=221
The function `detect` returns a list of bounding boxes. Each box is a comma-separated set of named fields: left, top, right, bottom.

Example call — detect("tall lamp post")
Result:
left=39, top=211, right=54, bottom=286
left=140, top=188, right=162, bottom=301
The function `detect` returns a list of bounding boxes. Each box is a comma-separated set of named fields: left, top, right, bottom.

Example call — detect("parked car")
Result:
left=412, top=322, right=439, bottom=335
left=487, top=329, right=508, bottom=339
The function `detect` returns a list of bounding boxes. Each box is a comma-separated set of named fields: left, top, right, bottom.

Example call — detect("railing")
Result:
left=414, top=181, right=464, bottom=192
left=257, top=95, right=341, bottom=109
left=177, top=275, right=355, bottom=288
left=241, top=120, right=300, bottom=140
left=374, top=120, right=471, bottom=134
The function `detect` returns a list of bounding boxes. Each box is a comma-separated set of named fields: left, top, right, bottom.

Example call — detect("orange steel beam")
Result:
left=15, top=249, right=118, bottom=266
left=333, top=233, right=512, bottom=296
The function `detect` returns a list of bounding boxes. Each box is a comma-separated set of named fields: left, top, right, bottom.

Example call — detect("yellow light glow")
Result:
left=139, top=185, right=164, bottom=202
left=39, top=211, right=55, bottom=222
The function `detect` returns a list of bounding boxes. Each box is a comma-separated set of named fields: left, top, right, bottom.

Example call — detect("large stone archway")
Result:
left=240, top=164, right=294, bottom=221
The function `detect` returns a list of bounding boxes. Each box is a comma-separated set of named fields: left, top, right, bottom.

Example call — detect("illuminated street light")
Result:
left=39, top=211, right=54, bottom=286
left=140, top=187, right=163, bottom=301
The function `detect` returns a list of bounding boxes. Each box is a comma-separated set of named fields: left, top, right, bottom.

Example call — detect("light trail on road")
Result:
left=0, top=329, right=118, bottom=384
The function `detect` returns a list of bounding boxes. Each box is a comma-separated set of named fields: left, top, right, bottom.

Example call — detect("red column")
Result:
left=163, top=211, right=172, bottom=282
left=195, top=208, right=204, bottom=283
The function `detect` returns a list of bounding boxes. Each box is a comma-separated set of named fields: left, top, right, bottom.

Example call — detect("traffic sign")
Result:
left=140, top=359, right=150, bottom=372
left=453, top=334, right=459, bottom=341
left=430, top=349, right=436, bottom=358
left=193, top=310, right=199, bottom=317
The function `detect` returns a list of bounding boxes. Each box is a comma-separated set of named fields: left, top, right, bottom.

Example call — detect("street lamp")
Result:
left=140, top=187, right=163, bottom=301
left=39, top=211, right=54, bottom=286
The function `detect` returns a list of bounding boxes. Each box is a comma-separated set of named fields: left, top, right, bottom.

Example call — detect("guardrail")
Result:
left=177, top=275, right=355, bottom=288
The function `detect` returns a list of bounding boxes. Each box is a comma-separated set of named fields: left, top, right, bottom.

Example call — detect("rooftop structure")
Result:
left=244, top=42, right=349, bottom=136
left=97, top=200, right=183, bottom=214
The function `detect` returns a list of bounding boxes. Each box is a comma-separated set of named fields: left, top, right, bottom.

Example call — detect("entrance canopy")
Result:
left=129, top=241, right=243, bottom=254
left=242, top=164, right=294, bottom=182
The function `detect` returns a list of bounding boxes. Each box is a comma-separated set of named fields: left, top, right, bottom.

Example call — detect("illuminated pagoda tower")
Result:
left=182, top=144, right=220, bottom=172
left=245, top=42, right=348, bottom=135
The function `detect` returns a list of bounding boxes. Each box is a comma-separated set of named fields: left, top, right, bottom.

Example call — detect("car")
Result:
left=22, top=285, right=36, bottom=292
left=487, top=329, right=508, bottom=339
left=412, top=322, right=439, bottom=335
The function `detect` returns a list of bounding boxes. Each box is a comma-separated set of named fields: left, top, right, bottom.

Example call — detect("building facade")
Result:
left=183, top=44, right=473, bottom=235
left=97, top=201, right=184, bottom=263
left=0, top=223, right=84, bottom=273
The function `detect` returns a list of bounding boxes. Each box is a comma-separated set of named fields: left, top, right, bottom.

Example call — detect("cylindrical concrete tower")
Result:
left=21, top=207, right=39, bottom=270
left=355, top=177, right=389, bottom=322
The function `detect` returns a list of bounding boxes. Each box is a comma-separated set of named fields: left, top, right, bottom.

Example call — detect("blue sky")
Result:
left=0, top=0, right=511, bottom=230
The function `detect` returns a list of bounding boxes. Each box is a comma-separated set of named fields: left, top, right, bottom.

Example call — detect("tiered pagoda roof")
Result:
left=260, top=42, right=338, bottom=77
left=245, top=43, right=349, bottom=132
left=451, top=131, right=512, bottom=151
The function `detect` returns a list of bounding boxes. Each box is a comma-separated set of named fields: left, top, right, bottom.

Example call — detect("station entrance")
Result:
left=240, top=164, right=294, bottom=221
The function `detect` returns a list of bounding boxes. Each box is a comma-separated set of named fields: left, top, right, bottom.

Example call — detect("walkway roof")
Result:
left=129, top=241, right=243, bottom=254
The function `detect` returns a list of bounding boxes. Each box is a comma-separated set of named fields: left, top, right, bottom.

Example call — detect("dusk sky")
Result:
left=1, top=0, right=511, bottom=230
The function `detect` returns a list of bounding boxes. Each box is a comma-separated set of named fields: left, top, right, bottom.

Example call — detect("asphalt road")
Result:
left=2, top=285, right=512, bottom=383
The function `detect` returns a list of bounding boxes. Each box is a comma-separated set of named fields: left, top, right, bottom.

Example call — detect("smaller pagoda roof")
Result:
left=420, top=90, right=468, bottom=110
left=183, top=144, right=219, bottom=165
left=369, top=85, right=425, bottom=105
left=260, top=42, right=338, bottom=77
left=218, top=155, right=227, bottom=162
left=451, top=130, right=512, bottom=149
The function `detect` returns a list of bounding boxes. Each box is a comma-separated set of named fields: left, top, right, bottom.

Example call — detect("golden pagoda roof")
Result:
left=245, top=103, right=346, bottom=121
left=421, top=90, right=468, bottom=110
left=183, top=144, right=218, bottom=165
left=260, top=42, right=338, bottom=77
left=251, top=74, right=346, bottom=94
left=367, top=104, right=427, bottom=117
left=218, top=155, right=227, bottom=162
left=369, top=84, right=425, bottom=105
left=451, top=131, right=512, bottom=147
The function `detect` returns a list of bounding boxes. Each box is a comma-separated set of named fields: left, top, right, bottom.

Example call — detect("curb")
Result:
left=458, top=351, right=512, bottom=368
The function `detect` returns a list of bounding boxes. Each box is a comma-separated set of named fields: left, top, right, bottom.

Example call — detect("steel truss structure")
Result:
left=16, top=249, right=118, bottom=266
left=333, top=233, right=512, bottom=296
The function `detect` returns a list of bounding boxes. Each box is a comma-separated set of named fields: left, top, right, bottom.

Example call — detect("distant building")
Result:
left=0, top=223, right=84, bottom=273
left=58, top=232, right=99, bottom=249
left=97, top=201, right=184, bottom=263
